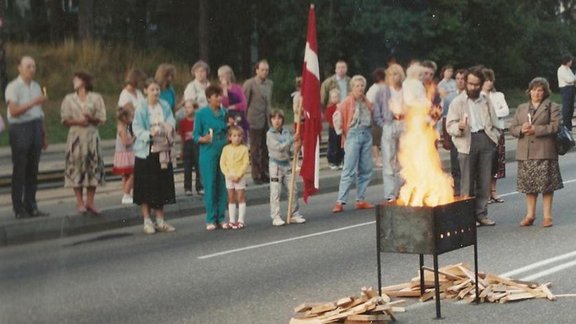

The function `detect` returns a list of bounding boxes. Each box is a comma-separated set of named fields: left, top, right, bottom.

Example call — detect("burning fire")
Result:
left=396, top=84, right=454, bottom=207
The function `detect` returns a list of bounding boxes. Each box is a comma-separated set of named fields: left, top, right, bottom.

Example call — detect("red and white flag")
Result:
left=300, top=4, right=321, bottom=203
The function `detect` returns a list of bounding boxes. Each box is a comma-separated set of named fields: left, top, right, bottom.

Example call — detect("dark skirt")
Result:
left=491, top=133, right=506, bottom=179
left=133, top=153, right=176, bottom=208
left=517, top=159, right=563, bottom=194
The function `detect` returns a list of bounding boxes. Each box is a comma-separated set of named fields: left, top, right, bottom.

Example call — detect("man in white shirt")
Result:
left=5, top=56, right=49, bottom=219
left=447, top=67, right=500, bottom=226
left=557, top=55, right=576, bottom=130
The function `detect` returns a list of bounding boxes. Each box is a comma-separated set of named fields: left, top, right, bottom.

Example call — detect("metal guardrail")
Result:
left=0, top=141, right=331, bottom=192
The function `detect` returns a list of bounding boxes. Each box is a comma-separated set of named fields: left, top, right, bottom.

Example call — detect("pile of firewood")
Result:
left=290, top=287, right=404, bottom=324
left=382, top=263, right=556, bottom=303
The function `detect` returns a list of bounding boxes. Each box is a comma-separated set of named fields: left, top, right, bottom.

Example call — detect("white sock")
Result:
left=156, top=218, right=165, bottom=226
left=228, top=204, right=237, bottom=223
left=238, top=203, right=246, bottom=223
left=144, top=218, right=154, bottom=226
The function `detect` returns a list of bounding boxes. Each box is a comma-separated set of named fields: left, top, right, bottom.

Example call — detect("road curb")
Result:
left=0, top=146, right=526, bottom=247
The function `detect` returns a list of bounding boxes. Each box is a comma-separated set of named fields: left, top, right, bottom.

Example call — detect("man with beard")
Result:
left=446, top=67, right=500, bottom=226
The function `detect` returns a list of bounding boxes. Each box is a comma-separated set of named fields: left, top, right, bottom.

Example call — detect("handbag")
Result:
left=556, top=125, right=575, bottom=155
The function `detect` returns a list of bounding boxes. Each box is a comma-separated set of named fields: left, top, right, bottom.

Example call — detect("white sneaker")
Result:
left=329, top=164, right=339, bottom=170
left=272, top=217, right=286, bottom=226
left=156, top=222, right=175, bottom=232
left=143, top=223, right=156, bottom=234
left=121, top=194, right=133, bottom=204
left=290, top=215, right=306, bottom=224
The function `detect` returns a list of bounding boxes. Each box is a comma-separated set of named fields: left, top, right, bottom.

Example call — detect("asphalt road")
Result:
left=2, top=157, right=576, bottom=324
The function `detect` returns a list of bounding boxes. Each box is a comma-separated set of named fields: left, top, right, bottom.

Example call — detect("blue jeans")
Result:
left=381, top=121, right=402, bottom=200
left=337, top=127, right=373, bottom=203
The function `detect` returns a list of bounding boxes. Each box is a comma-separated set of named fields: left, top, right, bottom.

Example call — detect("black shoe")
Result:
left=253, top=179, right=263, bottom=185
left=262, top=176, right=270, bottom=183
left=15, top=211, right=31, bottom=219
left=28, top=209, right=50, bottom=217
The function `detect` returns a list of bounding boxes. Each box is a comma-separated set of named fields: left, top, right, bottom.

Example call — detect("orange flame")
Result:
left=396, top=86, right=454, bottom=207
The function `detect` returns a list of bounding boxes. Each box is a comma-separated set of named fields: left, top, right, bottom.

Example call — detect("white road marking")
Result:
left=499, top=250, right=576, bottom=278
left=521, top=259, right=576, bottom=281
left=199, top=179, right=576, bottom=260
left=197, top=221, right=375, bottom=259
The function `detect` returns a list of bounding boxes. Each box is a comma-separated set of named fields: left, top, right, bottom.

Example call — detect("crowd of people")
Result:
left=3, top=54, right=568, bottom=233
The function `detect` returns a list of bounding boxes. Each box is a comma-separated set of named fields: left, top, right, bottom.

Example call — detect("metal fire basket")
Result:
left=376, top=197, right=479, bottom=319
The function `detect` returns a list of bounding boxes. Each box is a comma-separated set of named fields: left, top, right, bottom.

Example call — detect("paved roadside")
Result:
left=0, top=130, right=523, bottom=246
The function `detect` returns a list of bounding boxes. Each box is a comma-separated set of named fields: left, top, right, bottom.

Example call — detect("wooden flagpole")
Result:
left=287, top=99, right=303, bottom=224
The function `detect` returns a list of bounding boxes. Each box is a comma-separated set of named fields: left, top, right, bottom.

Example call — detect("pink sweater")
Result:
left=336, top=94, right=373, bottom=147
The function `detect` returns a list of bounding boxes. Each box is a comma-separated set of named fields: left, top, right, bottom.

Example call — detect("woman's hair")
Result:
left=217, top=65, right=236, bottom=83
left=154, top=63, right=176, bottom=89
left=205, top=84, right=223, bottom=98
left=440, top=65, right=453, bottom=77
left=349, top=75, right=367, bottom=88
left=117, top=106, right=132, bottom=122
left=228, top=125, right=244, bottom=141
left=191, top=60, right=210, bottom=77
left=372, top=68, right=386, bottom=83
left=144, top=78, right=158, bottom=89
left=385, top=64, right=406, bottom=85
left=124, top=68, right=147, bottom=87
left=483, top=68, right=495, bottom=82
left=74, top=71, right=93, bottom=91
left=269, top=109, right=285, bottom=124
left=527, top=77, right=551, bottom=100
left=561, top=54, right=573, bottom=65
left=483, top=68, right=496, bottom=92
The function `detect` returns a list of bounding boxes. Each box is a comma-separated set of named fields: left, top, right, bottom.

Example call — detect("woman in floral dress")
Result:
left=61, top=71, right=106, bottom=214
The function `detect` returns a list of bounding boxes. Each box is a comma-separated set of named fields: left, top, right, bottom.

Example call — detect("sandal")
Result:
left=519, top=217, right=535, bottom=226
left=490, top=191, right=504, bottom=203
left=233, top=222, right=245, bottom=230
left=220, top=222, right=232, bottom=230
left=206, top=224, right=216, bottom=231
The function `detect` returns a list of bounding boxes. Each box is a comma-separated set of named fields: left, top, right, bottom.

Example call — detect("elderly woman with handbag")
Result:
left=510, top=77, right=563, bottom=228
